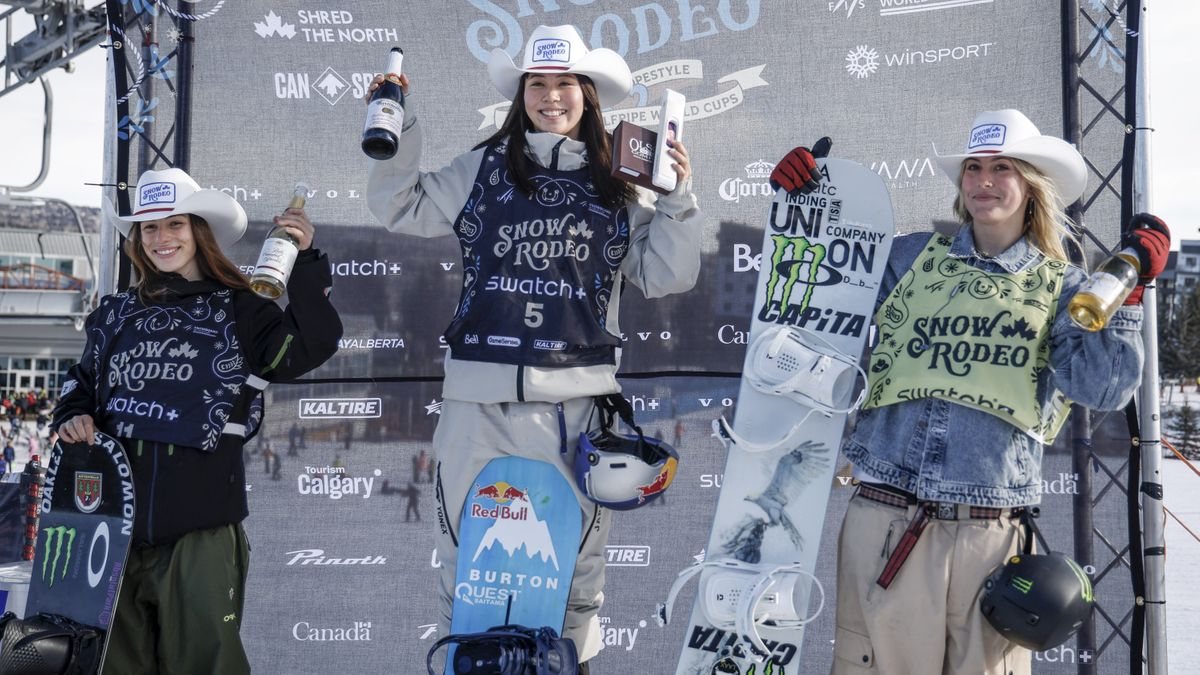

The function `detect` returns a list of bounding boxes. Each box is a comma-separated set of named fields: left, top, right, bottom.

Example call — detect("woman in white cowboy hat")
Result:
left=777, top=110, right=1169, bottom=675
left=366, top=24, right=702, bottom=668
left=53, top=167, right=342, bottom=674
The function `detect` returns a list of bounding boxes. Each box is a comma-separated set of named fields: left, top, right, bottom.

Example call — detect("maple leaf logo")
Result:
left=1000, top=317, right=1037, bottom=341
left=168, top=341, right=199, bottom=359
left=568, top=222, right=594, bottom=239
left=254, top=11, right=296, bottom=39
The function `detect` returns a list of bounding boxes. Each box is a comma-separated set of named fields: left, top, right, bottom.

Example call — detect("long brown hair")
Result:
left=125, top=214, right=250, bottom=303
left=475, top=74, right=637, bottom=209
left=952, top=157, right=1080, bottom=263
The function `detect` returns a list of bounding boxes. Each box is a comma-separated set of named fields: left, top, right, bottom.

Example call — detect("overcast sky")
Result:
left=1, top=1, right=1196, bottom=247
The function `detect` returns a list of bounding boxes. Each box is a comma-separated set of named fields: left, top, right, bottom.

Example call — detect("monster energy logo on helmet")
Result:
left=41, top=525, right=76, bottom=586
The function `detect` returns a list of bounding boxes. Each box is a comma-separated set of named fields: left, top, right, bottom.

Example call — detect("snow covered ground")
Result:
left=1160, top=382, right=1200, bottom=669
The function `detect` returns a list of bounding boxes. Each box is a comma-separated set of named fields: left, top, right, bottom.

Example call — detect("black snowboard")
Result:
left=22, top=431, right=135, bottom=667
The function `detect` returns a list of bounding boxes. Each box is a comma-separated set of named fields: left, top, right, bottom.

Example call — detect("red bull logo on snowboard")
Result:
left=469, top=481, right=531, bottom=520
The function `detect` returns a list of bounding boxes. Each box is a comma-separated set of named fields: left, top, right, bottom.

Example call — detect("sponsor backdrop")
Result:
left=118, top=1, right=1132, bottom=672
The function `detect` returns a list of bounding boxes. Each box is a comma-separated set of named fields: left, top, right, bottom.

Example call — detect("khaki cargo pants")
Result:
left=831, top=493, right=1031, bottom=675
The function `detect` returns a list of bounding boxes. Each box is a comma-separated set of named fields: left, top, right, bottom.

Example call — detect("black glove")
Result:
left=1121, top=213, right=1170, bottom=305
left=769, top=137, right=832, bottom=195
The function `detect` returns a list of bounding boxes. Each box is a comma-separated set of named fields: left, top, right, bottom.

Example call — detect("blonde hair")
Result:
left=952, top=157, right=1080, bottom=263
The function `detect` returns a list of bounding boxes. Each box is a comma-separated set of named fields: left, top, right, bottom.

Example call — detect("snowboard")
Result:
left=673, top=158, right=894, bottom=674
left=22, top=430, right=135, bottom=667
left=445, top=456, right=582, bottom=668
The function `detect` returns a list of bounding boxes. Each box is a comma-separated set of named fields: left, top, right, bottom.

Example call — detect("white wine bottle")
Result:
left=1067, top=247, right=1140, bottom=331
left=250, top=183, right=309, bottom=300
left=361, top=47, right=405, bottom=160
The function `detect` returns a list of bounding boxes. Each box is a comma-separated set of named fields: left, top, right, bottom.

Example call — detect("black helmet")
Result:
left=980, top=552, right=1094, bottom=651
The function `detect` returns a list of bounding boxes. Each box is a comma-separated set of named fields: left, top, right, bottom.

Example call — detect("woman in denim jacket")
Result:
left=778, top=110, right=1169, bottom=675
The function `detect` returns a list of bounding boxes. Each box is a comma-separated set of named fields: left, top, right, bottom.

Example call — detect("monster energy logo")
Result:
left=1065, top=558, right=1095, bottom=603
left=1010, top=575, right=1034, bottom=594
left=764, top=234, right=827, bottom=319
left=41, top=526, right=76, bottom=586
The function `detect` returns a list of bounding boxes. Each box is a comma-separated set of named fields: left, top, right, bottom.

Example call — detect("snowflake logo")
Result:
left=1022, top=277, right=1038, bottom=290
left=845, top=45, right=879, bottom=79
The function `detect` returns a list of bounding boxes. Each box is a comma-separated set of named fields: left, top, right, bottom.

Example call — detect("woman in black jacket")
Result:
left=53, top=168, right=341, bottom=674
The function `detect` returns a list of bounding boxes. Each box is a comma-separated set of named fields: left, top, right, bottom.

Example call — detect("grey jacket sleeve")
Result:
left=365, top=118, right=485, bottom=238
left=619, top=180, right=703, bottom=299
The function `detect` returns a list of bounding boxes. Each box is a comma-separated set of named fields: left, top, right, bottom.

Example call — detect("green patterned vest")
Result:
left=864, top=235, right=1071, bottom=443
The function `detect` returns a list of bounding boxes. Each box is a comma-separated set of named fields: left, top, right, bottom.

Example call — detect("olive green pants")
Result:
left=102, top=523, right=251, bottom=675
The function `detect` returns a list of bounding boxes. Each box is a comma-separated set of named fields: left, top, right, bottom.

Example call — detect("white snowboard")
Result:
left=673, top=158, right=895, bottom=674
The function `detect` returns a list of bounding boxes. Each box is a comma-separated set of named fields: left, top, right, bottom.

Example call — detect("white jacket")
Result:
left=367, top=120, right=703, bottom=403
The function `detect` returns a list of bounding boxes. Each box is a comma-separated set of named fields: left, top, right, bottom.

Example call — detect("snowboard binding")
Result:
left=426, top=623, right=578, bottom=675
left=657, top=559, right=825, bottom=662
left=714, top=326, right=867, bottom=453
left=0, top=611, right=103, bottom=675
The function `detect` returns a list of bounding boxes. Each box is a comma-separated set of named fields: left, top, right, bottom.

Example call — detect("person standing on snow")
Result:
left=366, top=24, right=702, bottom=669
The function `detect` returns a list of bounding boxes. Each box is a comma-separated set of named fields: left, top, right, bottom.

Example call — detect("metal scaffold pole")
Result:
left=1133, top=3, right=1167, bottom=672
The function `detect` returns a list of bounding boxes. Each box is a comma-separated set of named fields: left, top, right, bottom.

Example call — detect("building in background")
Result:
left=0, top=201, right=99, bottom=396
left=1160, top=239, right=1200, bottom=330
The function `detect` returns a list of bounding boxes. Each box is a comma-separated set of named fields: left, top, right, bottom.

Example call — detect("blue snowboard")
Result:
left=451, top=456, right=581, bottom=638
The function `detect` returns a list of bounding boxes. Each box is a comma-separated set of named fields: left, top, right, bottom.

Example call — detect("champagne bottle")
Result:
left=250, top=183, right=309, bottom=300
left=362, top=47, right=405, bottom=160
left=1067, top=248, right=1140, bottom=331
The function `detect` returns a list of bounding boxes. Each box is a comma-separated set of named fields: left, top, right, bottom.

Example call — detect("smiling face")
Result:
left=959, top=156, right=1030, bottom=233
left=522, top=73, right=585, bottom=139
left=139, top=214, right=201, bottom=280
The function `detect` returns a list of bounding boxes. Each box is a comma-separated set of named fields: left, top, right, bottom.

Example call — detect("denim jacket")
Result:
left=843, top=226, right=1144, bottom=507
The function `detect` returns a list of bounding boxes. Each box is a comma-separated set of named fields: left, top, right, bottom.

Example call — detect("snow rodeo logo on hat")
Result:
left=139, top=181, right=177, bottom=209
left=532, top=38, right=570, bottom=64
left=969, top=123, right=1007, bottom=151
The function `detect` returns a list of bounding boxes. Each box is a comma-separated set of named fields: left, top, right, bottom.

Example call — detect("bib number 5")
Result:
left=524, top=302, right=544, bottom=328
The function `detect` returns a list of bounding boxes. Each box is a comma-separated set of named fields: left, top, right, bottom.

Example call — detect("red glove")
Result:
left=770, top=137, right=832, bottom=195
left=1122, top=213, right=1170, bottom=305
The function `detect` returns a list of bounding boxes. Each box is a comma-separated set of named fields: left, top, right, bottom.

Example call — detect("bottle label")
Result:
left=254, top=238, right=299, bottom=285
left=364, top=98, right=404, bottom=137
left=1080, top=272, right=1131, bottom=303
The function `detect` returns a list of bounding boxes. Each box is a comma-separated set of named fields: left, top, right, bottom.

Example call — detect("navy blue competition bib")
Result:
left=445, top=143, right=630, bottom=368
left=86, top=291, right=262, bottom=451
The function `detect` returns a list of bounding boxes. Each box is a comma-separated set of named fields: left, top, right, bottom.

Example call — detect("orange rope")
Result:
left=1161, top=435, right=1200, bottom=544
left=1164, top=436, right=1200, bottom=479
left=1165, top=506, right=1200, bottom=545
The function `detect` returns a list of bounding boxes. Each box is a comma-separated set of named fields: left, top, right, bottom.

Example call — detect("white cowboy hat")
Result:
left=103, top=168, right=247, bottom=248
left=487, top=24, right=633, bottom=109
left=933, top=109, right=1087, bottom=203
